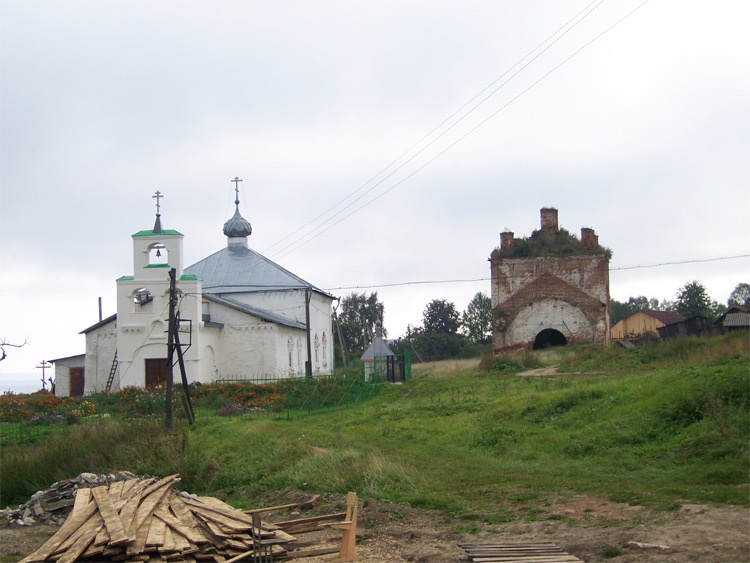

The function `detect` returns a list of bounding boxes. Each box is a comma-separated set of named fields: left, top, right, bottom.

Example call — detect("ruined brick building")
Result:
left=490, top=208, right=610, bottom=351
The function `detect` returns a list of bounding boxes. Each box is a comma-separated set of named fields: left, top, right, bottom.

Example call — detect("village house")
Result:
left=713, top=306, right=750, bottom=334
left=610, top=309, right=686, bottom=341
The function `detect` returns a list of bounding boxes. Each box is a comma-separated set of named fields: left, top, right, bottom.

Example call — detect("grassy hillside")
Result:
left=2, top=333, right=748, bottom=523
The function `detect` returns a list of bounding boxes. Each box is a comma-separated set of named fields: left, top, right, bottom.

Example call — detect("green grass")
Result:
left=1, top=333, right=748, bottom=524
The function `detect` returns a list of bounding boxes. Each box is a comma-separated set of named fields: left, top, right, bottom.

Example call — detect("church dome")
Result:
left=223, top=206, right=252, bottom=238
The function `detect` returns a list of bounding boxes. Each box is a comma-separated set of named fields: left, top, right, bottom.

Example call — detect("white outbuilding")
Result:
left=360, top=321, right=395, bottom=381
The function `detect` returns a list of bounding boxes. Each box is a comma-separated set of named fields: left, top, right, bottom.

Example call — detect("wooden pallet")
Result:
left=458, top=541, right=583, bottom=562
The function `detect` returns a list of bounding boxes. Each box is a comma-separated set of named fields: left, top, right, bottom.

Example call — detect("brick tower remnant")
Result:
left=489, top=208, right=610, bottom=351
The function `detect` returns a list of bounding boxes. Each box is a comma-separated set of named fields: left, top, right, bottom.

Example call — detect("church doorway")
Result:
left=533, top=329, right=567, bottom=349
left=70, top=368, right=85, bottom=396
left=145, top=358, right=168, bottom=387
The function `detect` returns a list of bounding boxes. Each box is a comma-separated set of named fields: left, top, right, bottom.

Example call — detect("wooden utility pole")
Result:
left=333, top=304, right=348, bottom=367
left=165, top=268, right=177, bottom=431
left=305, top=288, right=312, bottom=377
left=174, top=322, right=195, bottom=425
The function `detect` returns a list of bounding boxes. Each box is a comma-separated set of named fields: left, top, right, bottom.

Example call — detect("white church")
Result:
left=54, top=183, right=335, bottom=397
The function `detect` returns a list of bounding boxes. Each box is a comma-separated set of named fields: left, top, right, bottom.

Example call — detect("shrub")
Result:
left=28, top=411, right=65, bottom=426
left=0, top=395, right=30, bottom=422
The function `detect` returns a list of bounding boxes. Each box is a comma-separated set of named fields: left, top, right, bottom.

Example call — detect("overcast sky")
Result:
left=1, top=0, right=748, bottom=392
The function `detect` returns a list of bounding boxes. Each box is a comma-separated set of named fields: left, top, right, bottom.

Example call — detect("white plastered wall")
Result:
left=84, top=322, right=118, bottom=394
left=506, top=298, right=593, bottom=348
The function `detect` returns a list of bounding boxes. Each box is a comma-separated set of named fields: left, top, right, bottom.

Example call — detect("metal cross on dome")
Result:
left=231, top=177, right=242, bottom=204
left=153, top=190, right=164, bottom=213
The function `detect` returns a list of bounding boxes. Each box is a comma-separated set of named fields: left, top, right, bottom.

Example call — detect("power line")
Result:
left=265, top=0, right=620, bottom=260
left=323, top=254, right=749, bottom=292
left=612, top=254, right=750, bottom=271
left=329, top=278, right=488, bottom=291
left=300, top=2, right=652, bottom=262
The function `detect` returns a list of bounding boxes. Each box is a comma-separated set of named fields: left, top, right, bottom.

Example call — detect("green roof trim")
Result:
left=117, top=275, right=135, bottom=281
left=132, top=229, right=183, bottom=237
left=145, top=263, right=170, bottom=268
left=180, top=274, right=200, bottom=280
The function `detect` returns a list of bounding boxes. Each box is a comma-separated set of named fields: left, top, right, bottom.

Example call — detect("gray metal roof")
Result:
left=204, top=294, right=306, bottom=330
left=361, top=322, right=394, bottom=360
left=184, top=245, right=332, bottom=297
left=50, top=353, right=86, bottom=363
left=719, top=312, right=750, bottom=327
left=80, top=314, right=117, bottom=334
left=223, top=207, right=252, bottom=238
left=361, top=338, right=394, bottom=360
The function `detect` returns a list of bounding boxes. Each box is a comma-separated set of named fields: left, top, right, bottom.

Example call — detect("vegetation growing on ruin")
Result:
left=491, top=228, right=613, bottom=260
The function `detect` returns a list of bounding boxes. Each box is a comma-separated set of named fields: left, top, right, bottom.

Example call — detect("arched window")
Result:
left=322, top=332, right=328, bottom=367
left=133, top=288, right=153, bottom=312
left=148, top=243, right=167, bottom=265
left=133, top=288, right=152, bottom=305
left=314, top=333, right=320, bottom=366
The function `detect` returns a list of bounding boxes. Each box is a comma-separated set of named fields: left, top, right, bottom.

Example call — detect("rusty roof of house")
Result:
left=640, top=310, right=686, bottom=325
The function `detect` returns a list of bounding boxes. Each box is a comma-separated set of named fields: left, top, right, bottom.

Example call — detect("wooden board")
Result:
left=93, top=485, right=130, bottom=546
left=458, top=542, right=584, bottom=563
left=19, top=477, right=313, bottom=563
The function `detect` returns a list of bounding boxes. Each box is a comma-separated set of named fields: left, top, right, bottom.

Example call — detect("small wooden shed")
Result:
left=610, top=310, right=685, bottom=341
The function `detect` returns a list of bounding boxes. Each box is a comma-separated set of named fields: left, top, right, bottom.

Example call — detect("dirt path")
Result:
left=2, top=495, right=747, bottom=562
left=517, top=365, right=561, bottom=376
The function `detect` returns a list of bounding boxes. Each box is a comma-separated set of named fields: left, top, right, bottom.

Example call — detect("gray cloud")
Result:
left=2, top=0, right=748, bottom=385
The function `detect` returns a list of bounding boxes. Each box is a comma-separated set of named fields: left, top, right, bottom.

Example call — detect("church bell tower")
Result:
left=114, top=191, right=188, bottom=389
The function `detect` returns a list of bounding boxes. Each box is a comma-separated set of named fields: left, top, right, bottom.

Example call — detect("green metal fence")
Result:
left=212, top=372, right=379, bottom=419
left=211, top=353, right=410, bottom=420
left=0, top=409, right=110, bottom=445
left=0, top=355, right=412, bottom=440
left=370, top=352, right=411, bottom=383
left=211, top=353, right=411, bottom=420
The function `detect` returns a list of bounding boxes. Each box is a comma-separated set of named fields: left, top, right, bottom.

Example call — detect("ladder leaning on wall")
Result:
left=105, top=351, right=118, bottom=392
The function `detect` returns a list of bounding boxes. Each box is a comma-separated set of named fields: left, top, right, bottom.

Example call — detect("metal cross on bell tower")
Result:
left=152, top=190, right=164, bottom=233
left=153, top=190, right=164, bottom=213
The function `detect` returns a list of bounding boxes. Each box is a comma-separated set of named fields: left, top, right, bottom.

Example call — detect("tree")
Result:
left=422, top=299, right=460, bottom=334
left=626, top=296, right=651, bottom=311
left=406, top=300, right=467, bottom=362
left=462, top=292, right=492, bottom=343
left=727, top=283, right=750, bottom=308
left=0, top=338, right=28, bottom=362
left=610, top=296, right=666, bottom=325
left=609, top=299, right=630, bottom=326
left=334, top=292, right=385, bottom=362
left=674, top=280, right=715, bottom=319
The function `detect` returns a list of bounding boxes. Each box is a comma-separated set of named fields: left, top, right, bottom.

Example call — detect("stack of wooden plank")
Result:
left=458, top=541, right=583, bottom=562
left=20, top=475, right=297, bottom=563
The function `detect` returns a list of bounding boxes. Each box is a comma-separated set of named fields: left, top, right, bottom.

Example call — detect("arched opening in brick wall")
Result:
left=533, top=328, right=567, bottom=349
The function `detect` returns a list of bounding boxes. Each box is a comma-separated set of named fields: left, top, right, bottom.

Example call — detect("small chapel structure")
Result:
left=360, top=321, right=394, bottom=381
left=54, top=181, right=335, bottom=396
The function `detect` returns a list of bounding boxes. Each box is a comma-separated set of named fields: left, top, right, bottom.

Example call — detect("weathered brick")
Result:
left=490, top=208, right=610, bottom=351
